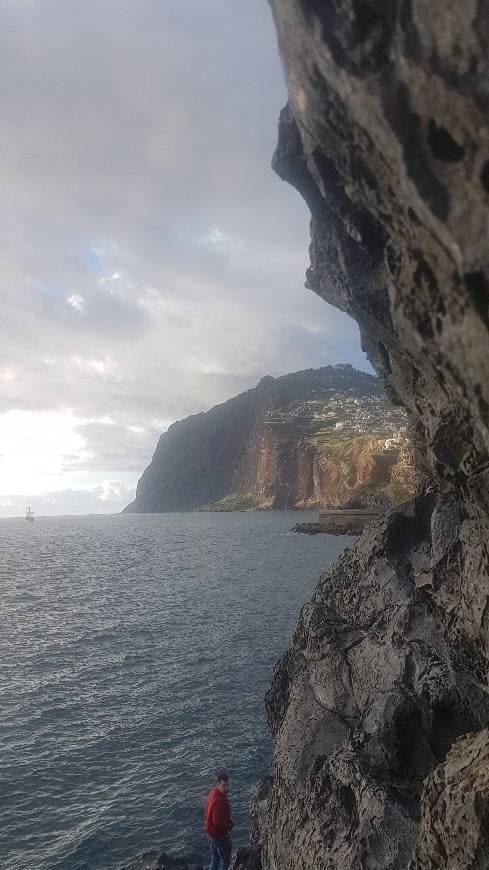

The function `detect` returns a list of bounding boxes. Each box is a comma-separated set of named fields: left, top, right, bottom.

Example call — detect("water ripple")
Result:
left=0, top=511, right=350, bottom=869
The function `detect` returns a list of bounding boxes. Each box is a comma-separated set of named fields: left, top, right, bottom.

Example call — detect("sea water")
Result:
left=0, top=511, right=351, bottom=869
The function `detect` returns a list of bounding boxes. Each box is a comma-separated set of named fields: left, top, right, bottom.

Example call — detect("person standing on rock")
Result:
left=203, top=769, right=234, bottom=870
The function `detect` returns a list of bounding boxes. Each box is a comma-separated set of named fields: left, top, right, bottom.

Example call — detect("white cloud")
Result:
left=0, top=409, right=159, bottom=502
left=67, top=293, right=85, bottom=311
left=302, top=323, right=323, bottom=334
left=137, top=287, right=183, bottom=318
left=0, top=410, right=86, bottom=494
left=99, top=272, right=121, bottom=283
left=71, top=355, right=118, bottom=376
left=151, top=418, right=172, bottom=431
left=187, top=357, right=230, bottom=376
left=1, top=368, right=16, bottom=381
left=199, top=227, right=245, bottom=257
left=97, top=271, right=124, bottom=293
left=96, top=479, right=125, bottom=501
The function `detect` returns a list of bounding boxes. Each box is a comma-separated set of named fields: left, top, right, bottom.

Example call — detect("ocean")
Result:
left=0, top=511, right=351, bottom=869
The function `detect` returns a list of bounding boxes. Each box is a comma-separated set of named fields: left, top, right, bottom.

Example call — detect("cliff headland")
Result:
left=124, top=365, right=414, bottom=514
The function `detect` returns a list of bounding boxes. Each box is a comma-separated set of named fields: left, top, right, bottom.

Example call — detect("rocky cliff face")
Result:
left=125, top=366, right=413, bottom=513
left=124, top=376, right=270, bottom=512
left=235, top=2, right=489, bottom=869
left=232, top=430, right=413, bottom=511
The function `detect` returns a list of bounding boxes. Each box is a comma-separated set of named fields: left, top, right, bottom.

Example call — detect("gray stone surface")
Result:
left=233, top=2, right=489, bottom=868
left=411, top=729, right=489, bottom=869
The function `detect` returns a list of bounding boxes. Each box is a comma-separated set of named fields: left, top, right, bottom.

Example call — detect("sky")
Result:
left=0, top=0, right=370, bottom=517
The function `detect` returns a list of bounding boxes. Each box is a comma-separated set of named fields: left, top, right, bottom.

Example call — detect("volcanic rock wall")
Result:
left=236, top=2, right=489, bottom=868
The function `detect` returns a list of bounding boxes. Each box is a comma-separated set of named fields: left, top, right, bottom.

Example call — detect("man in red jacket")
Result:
left=203, top=769, right=234, bottom=869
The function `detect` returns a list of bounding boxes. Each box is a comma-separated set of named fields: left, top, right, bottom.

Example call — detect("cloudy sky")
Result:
left=0, top=0, right=369, bottom=517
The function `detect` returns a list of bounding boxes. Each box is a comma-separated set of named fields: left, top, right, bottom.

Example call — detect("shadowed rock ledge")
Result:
left=234, top=2, right=489, bottom=868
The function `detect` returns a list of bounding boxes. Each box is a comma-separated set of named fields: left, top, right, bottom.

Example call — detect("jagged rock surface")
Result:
left=411, top=729, right=489, bottom=869
left=235, top=2, right=489, bottom=868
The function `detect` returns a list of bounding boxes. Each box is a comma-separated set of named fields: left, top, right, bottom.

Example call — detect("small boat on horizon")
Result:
left=25, top=506, right=35, bottom=522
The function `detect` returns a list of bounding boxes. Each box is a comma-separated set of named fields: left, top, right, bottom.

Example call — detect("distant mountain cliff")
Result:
left=123, top=365, right=415, bottom=513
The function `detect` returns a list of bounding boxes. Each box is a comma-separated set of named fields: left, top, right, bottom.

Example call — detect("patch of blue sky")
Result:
left=25, top=278, right=86, bottom=320
left=87, top=243, right=106, bottom=273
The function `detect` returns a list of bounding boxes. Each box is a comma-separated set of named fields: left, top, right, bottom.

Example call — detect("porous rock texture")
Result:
left=235, top=2, right=489, bottom=868
left=412, top=728, right=489, bottom=869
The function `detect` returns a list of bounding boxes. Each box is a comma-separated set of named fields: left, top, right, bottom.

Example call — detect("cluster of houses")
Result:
left=265, top=389, right=409, bottom=443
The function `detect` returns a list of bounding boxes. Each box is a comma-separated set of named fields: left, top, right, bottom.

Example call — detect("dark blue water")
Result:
left=0, top=512, right=351, bottom=869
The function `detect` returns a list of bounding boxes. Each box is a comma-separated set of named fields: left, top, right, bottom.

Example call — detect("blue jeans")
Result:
left=208, top=835, right=232, bottom=870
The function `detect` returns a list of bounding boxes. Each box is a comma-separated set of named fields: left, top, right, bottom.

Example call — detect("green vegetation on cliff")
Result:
left=200, top=492, right=260, bottom=512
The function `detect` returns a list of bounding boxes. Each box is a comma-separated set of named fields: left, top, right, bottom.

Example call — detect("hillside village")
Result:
left=264, top=364, right=409, bottom=449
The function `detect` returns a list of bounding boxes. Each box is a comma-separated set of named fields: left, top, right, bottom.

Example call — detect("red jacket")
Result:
left=204, top=787, right=233, bottom=839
